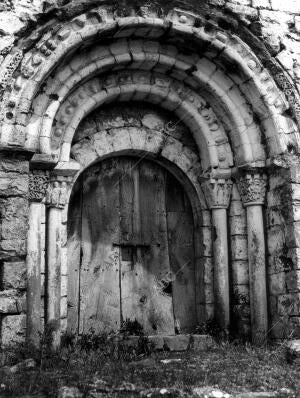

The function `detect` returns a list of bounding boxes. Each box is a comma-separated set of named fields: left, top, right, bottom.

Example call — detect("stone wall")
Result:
left=0, top=153, right=29, bottom=345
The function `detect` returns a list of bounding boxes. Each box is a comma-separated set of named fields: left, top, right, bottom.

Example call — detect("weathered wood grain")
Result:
left=67, top=157, right=196, bottom=336
left=79, top=160, right=121, bottom=334
left=166, top=174, right=196, bottom=333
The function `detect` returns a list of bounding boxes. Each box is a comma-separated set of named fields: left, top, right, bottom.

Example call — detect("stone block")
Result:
left=268, top=252, right=295, bottom=275
left=225, top=3, right=258, bottom=21
left=190, top=334, right=214, bottom=351
left=201, top=210, right=211, bottom=227
left=0, top=291, right=25, bottom=314
left=277, top=293, right=300, bottom=316
left=0, top=159, right=29, bottom=174
left=148, top=335, right=164, bottom=350
left=61, top=317, right=67, bottom=332
left=231, top=235, right=248, bottom=261
left=1, top=218, right=28, bottom=240
left=202, top=226, right=212, bottom=257
left=260, top=10, right=294, bottom=24
left=231, top=260, right=249, bottom=285
left=287, top=248, right=300, bottom=269
left=268, top=272, right=286, bottom=296
left=0, top=239, right=26, bottom=258
left=1, top=314, right=26, bottom=346
left=286, top=222, right=300, bottom=248
left=204, top=257, right=213, bottom=284
left=204, top=283, right=214, bottom=303
left=0, top=293, right=18, bottom=314
left=0, top=173, right=28, bottom=197
left=271, top=0, right=300, bottom=13
left=233, top=284, right=250, bottom=305
left=163, top=335, right=190, bottom=351
left=286, top=271, right=300, bottom=292
left=60, top=296, right=68, bottom=318
left=0, top=195, right=28, bottom=218
left=252, top=0, right=271, bottom=8
left=295, top=16, right=300, bottom=33
left=267, top=225, right=286, bottom=255
left=0, top=12, right=25, bottom=35
left=290, top=184, right=300, bottom=201
left=230, top=215, right=247, bottom=235
left=2, top=261, right=26, bottom=290
left=267, top=208, right=284, bottom=227
left=266, top=191, right=281, bottom=207
left=229, top=200, right=244, bottom=216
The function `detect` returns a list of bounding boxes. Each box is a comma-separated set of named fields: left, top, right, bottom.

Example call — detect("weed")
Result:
left=194, top=318, right=228, bottom=341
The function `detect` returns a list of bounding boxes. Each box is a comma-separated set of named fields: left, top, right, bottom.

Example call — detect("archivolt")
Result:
left=28, top=39, right=264, bottom=169
left=0, top=8, right=298, bottom=169
left=39, top=72, right=234, bottom=172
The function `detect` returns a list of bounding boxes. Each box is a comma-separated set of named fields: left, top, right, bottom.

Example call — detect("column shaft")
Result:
left=246, top=205, right=268, bottom=343
left=26, top=202, right=42, bottom=347
left=212, top=208, right=230, bottom=330
left=46, top=207, right=62, bottom=348
left=202, top=178, right=232, bottom=330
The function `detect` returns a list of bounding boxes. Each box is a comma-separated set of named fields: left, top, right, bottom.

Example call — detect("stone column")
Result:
left=26, top=173, right=49, bottom=347
left=237, top=172, right=268, bottom=344
left=45, top=177, right=69, bottom=349
left=202, top=178, right=233, bottom=330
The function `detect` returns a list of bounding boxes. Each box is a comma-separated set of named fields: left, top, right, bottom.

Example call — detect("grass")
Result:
left=0, top=337, right=299, bottom=397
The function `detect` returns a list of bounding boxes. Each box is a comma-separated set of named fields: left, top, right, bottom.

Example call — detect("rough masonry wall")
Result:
left=266, top=164, right=300, bottom=338
left=0, top=154, right=29, bottom=345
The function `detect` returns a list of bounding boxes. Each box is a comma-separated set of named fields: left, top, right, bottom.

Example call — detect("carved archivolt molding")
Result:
left=50, top=71, right=233, bottom=171
left=201, top=178, right=233, bottom=210
left=28, top=173, right=49, bottom=202
left=236, top=173, right=267, bottom=206
left=0, top=6, right=296, bottom=170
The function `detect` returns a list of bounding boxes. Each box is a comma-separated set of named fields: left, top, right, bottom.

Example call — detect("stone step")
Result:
left=111, top=334, right=214, bottom=352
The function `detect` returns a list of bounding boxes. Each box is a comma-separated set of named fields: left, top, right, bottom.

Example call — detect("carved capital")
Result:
left=46, top=177, right=72, bottom=209
left=28, top=173, right=49, bottom=202
left=236, top=173, right=267, bottom=206
left=202, top=178, right=233, bottom=209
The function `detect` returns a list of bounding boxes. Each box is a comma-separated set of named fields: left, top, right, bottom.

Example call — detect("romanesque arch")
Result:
left=1, top=2, right=300, bottom=347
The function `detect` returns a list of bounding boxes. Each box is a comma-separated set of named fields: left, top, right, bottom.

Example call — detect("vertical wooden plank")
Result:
left=67, top=177, right=82, bottom=333
left=121, top=159, right=175, bottom=335
left=119, top=160, right=134, bottom=244
left=79, top=159, right=121, bottom=334
left=166, top=173, right=196, bottom=333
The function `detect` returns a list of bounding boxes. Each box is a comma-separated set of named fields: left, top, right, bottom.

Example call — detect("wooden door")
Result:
left=67, top=157, right=196, bottom=335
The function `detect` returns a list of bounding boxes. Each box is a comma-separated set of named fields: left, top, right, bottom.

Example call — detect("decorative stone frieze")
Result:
left=201, top=178, right=233, bottom=209
left=237, top=173, right=267, bottom=206
left=28, top=173, right=49, bottom=202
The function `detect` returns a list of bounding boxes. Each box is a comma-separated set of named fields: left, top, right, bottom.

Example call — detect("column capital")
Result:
left=236, top=172, right=267, bottom=207
left=28, top=172, right=49, bottom=203
left=46, top=176, right=73, bottom=209
left=201, top=178, right=233, bottom=210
